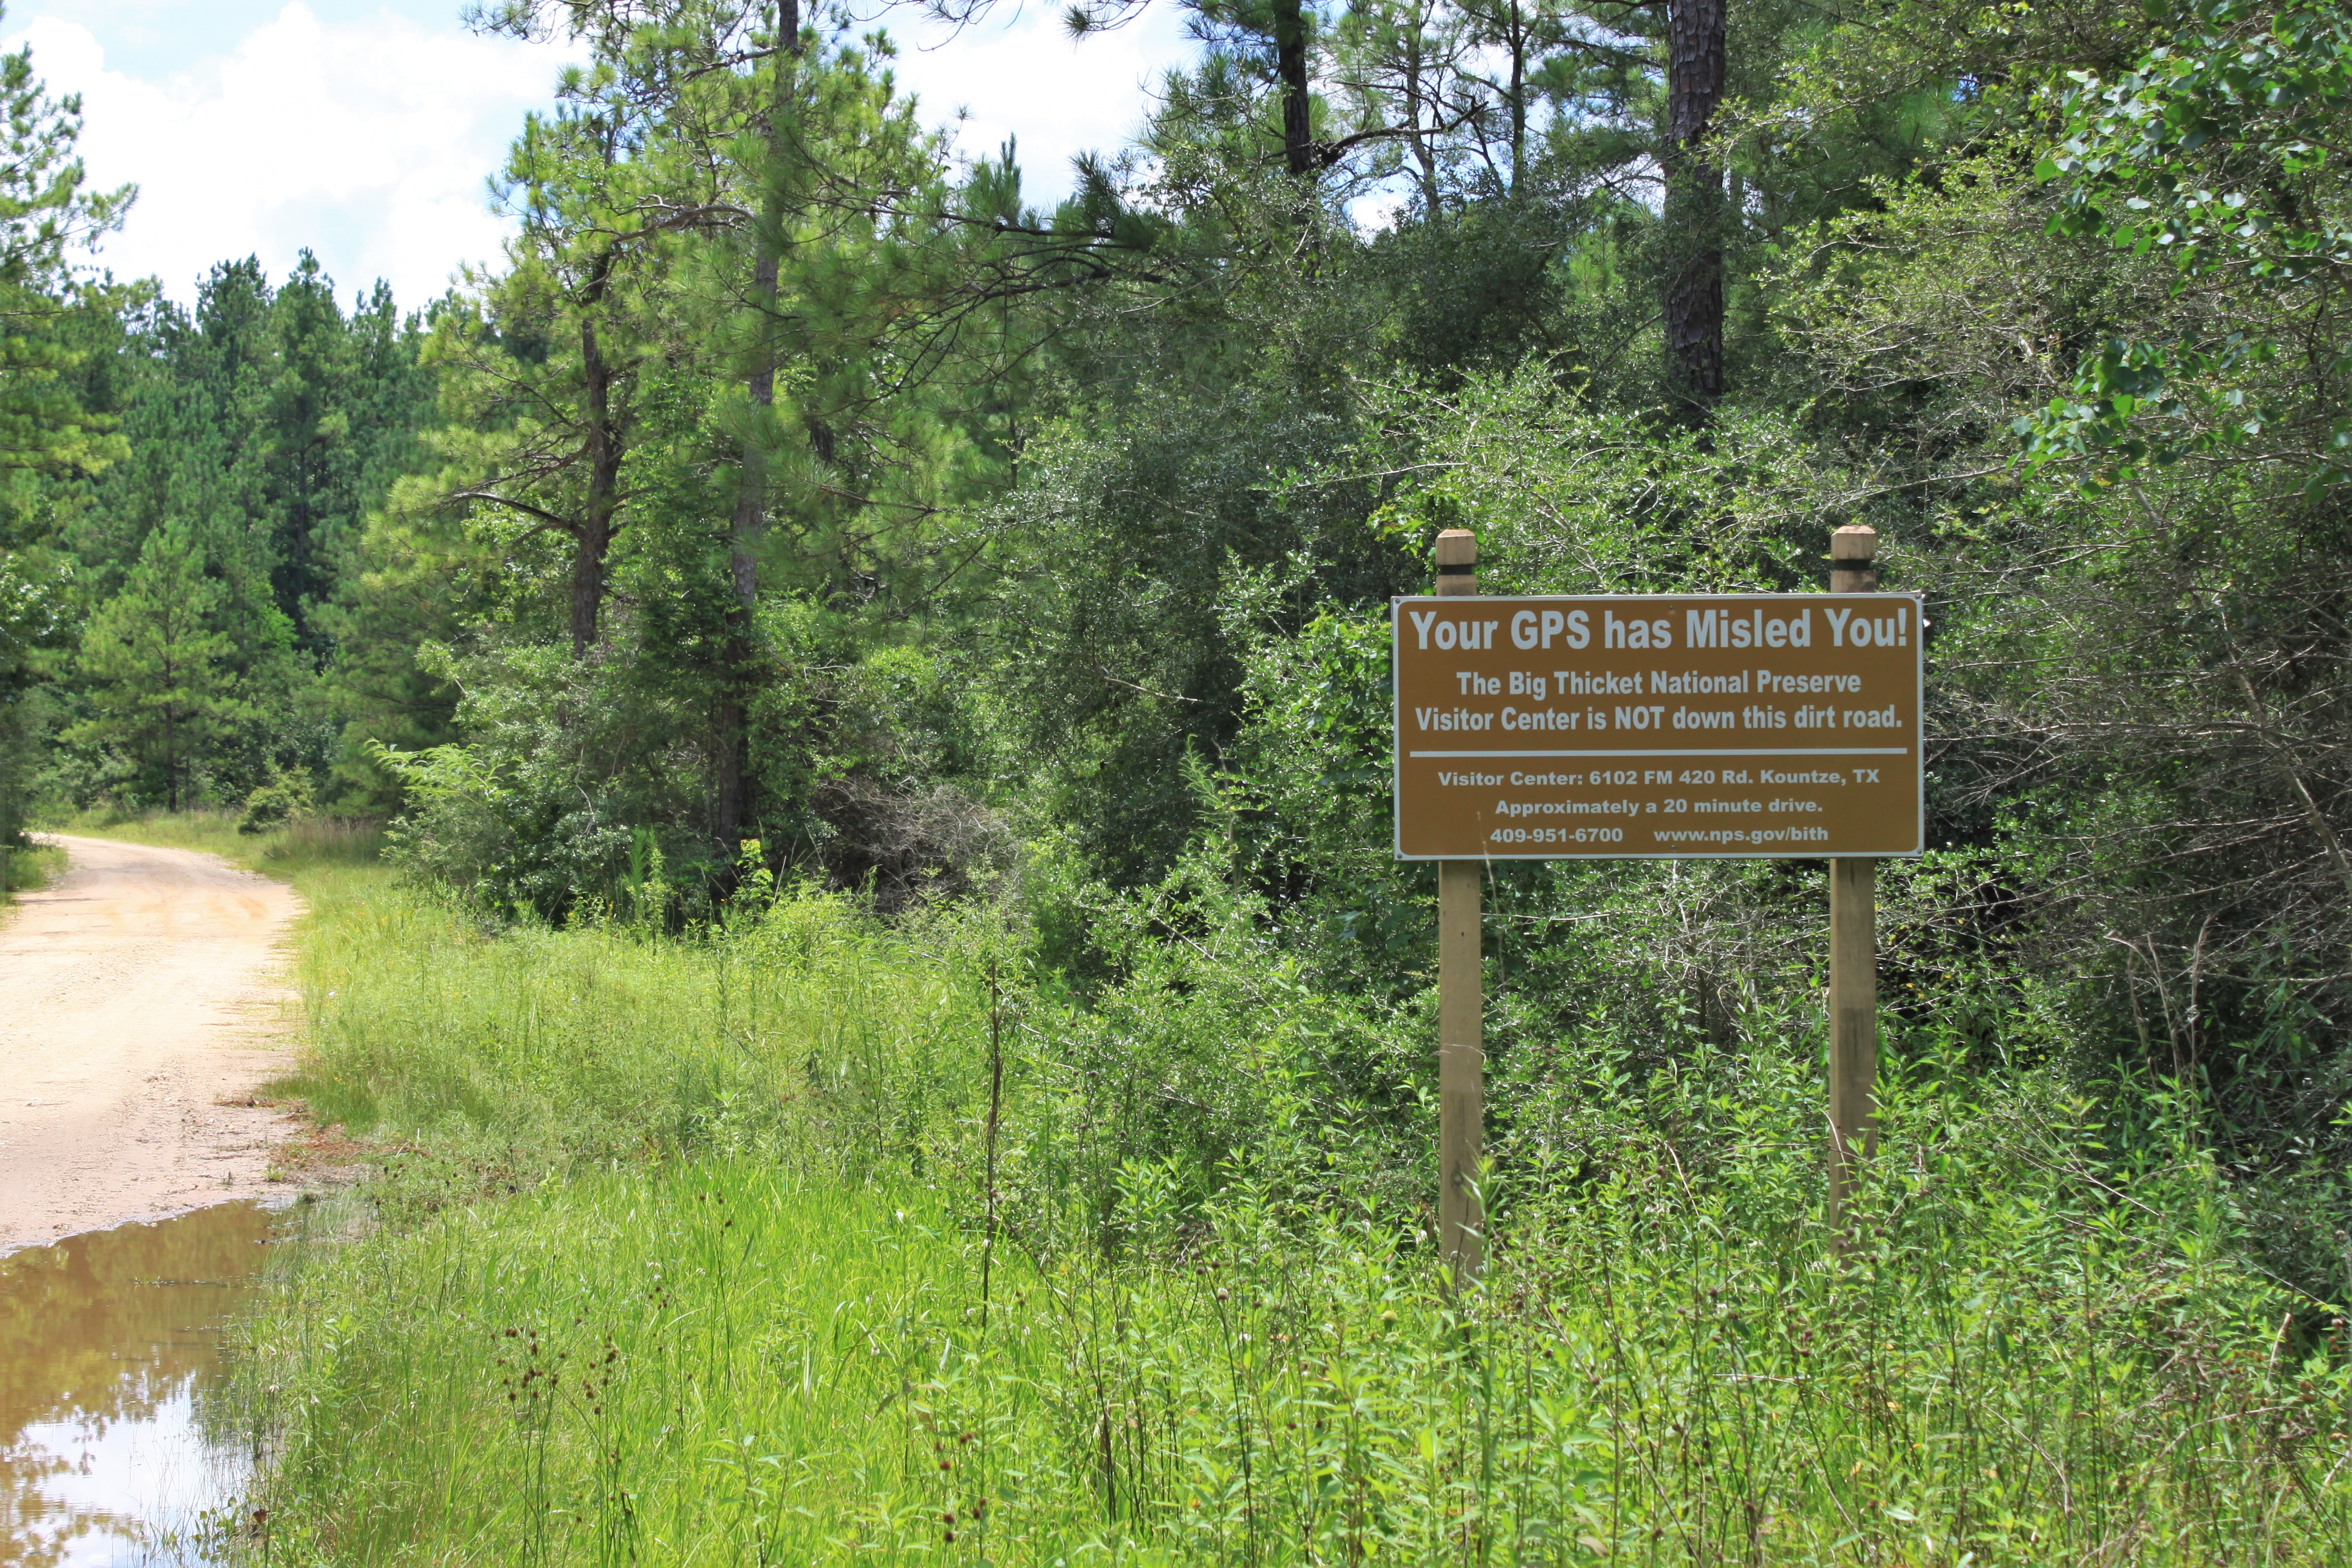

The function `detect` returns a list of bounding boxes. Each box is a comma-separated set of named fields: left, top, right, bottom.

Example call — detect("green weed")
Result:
left=226, top=873, right=2352, bottom=1564
left=238, top=1145, right=2352, bottom=1564
left=1, top=838, right=62, bottom=899
left=49, top=806, right=384, bottom=878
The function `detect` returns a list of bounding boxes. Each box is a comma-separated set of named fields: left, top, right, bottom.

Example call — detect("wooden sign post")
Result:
left=1393, top=528, right=1922, bottom=1267
left=1433, top=530, right=1483, bottom=1281
left=1827, top=526, right=1880, bottom=1238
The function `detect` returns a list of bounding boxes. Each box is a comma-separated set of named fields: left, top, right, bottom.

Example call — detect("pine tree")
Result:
left=0, top=23, right=134, bottom=836
left=68, top=520, right=240, bottom=810
left=261, top=251, right=363, bottom=652
left=60, top=253, right=430, bottom=806
left=0, top=31, right=133, bottom=476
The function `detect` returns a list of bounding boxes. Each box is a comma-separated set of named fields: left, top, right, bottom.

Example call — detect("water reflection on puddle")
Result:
left=1, top=1204, right=276, bottom=1566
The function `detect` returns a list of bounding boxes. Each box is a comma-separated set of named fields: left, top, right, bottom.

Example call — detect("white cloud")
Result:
left=9, top=4, right=570, bottom=307
left=8, top=2, right=1194, bottom=310
left=886, top=5, right=1196, bottom=208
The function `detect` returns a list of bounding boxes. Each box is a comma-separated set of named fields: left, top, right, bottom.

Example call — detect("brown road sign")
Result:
left=1393, top=594, right=1925, bottom=860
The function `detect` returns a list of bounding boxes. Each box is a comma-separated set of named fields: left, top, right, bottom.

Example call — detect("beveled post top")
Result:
left=1830, top=524, right=1879, bottom=563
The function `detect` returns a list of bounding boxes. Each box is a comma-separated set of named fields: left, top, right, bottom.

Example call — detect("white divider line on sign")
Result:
left=1407, top=747, right=1911, bottom=758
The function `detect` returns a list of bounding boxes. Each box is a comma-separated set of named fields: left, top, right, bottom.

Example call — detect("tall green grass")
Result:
left=240, top=1146, right=2352, bottom=1564
left=50, top=806, right=385, bottom=879
left=284, top=855, right=1421, bottom=1229
left=230, top=873, right=2352, bottom=1564
left=283, top=874, right=999, bottom=1193
left=1, top=838, right=62, bottom=900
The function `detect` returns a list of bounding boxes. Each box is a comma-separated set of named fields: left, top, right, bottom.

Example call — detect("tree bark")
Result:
left=712, top=281, right=770, bottom=855
left=1272, top=0, right=1314, bottom=175
left=1504, top=0, right=1526, bottom=192
left=1662, top=0, right=1726, bottom=417
left=572, top=314, right=620, bottom=658
left=713, top=0, right=800, bottom=855
left=1404, top=18, right=1438, bottom=213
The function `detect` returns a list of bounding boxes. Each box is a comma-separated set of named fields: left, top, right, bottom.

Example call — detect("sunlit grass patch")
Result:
left=48, top=806, right=385, bottom=878
left=281, top=876, right=995, bottom=1188
left=1, top=838, right=62, bottom=900
left=197, top=837, right=2352, bottom=1564
left=236, top=1146, right=2352, bottom=1565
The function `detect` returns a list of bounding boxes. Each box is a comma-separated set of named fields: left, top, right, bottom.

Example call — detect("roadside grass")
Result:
left=239, top=1129, right=2352, bottom=1564
left=281, top=874, right=998, bottom=1198
left=1, top=839, right=63, bottom=901
left=46, top=806, right=386, bottom=883
left=224, top=870, right=2352, bottom=1564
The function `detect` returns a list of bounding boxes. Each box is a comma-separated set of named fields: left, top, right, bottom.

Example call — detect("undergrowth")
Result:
left=1, top=839, right=61, bottom=900
left=225, top=867, right=2352, bottom=1564
left=50, top=806, right=384, bottom=880
left=242, top=1149, right=2352, bottom=1564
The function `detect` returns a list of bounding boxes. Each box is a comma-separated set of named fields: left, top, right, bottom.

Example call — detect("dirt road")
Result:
left=0, top=835, right=301, bottom=1254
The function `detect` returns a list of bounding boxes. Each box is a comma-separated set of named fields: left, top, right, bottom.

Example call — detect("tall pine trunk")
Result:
left=1405, top=21, right=1438, bottom=212
left=1663, top=0, right=1726, bottom=417
left=1502, top=0, right=1528, bottom=192
left=1274, top=0, right=1313, bottom=175
left=714, top=0, right=799, bottom=855
left=572, top=313, right=619, bottom=658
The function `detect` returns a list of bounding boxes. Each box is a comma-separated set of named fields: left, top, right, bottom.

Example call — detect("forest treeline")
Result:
left=3, top=0, right=2350, bottom=1292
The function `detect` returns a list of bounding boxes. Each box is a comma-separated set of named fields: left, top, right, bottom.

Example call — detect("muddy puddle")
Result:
left=0, top=1203, right=279, bottom=1566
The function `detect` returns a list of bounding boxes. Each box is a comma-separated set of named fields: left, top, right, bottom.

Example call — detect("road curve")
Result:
left=0, top=834, right=302, bottom=1254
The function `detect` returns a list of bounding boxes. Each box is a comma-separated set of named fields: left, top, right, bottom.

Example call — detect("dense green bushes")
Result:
left=242, top=1151, right=2352, bottom=1564
left=10, top=0, right=2344, bottom=1283
left=236, top=867, right=2352, bottom=1564
left=284, top=856, right=1424, bottom=1225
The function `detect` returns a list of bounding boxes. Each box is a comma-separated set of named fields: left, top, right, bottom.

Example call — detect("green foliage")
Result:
left=2026, top=0, right=2352, bottom=481
left=272, top=0, right=2352, bottom=1297
left=234, top=869, right=2352, bottom=1563
left=280, top=869, right=988, bottom=1175
left=362, top=600, right=1006, bottom=921
left=2044, top=0, right=2352, bottom=283
left=237, top=766, right=315, bottom=835
left=0, top=546, right=65, bottom=844
left=0, top=24, right=131, bottom=478
left=275, top=855, right=1408, bottom=1218
left=0, top=16, right=130, bottom=838
left=32, top=253, right=438, bottom=815
left=365, top=647, right=646, bottom=920
left=58, top=804, right=383, bottom=878
left=11, top=0, right=2352, bottom=1543
left=0, top=835, right=57, bottom=897
left=977, top=372, right=1413, bottom=885
left=1222, top=594, right=1415, bottom=988
left=65, top=520, right=243, bottom=812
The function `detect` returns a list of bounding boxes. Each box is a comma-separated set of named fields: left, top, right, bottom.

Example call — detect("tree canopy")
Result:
left=6, top=0, right=2352, bottom=1298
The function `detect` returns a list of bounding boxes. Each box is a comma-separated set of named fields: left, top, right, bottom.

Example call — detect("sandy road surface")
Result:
left=0, top=835, right=302, bottom=1254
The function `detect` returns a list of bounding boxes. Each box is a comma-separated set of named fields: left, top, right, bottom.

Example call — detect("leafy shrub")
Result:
left=235, top=799, right=2352, bottom=1564
left=237, top=769, right=316, bottom=834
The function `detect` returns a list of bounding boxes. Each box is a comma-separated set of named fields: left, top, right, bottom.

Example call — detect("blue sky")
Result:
left=7, top=1, right=1195, bottom=309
